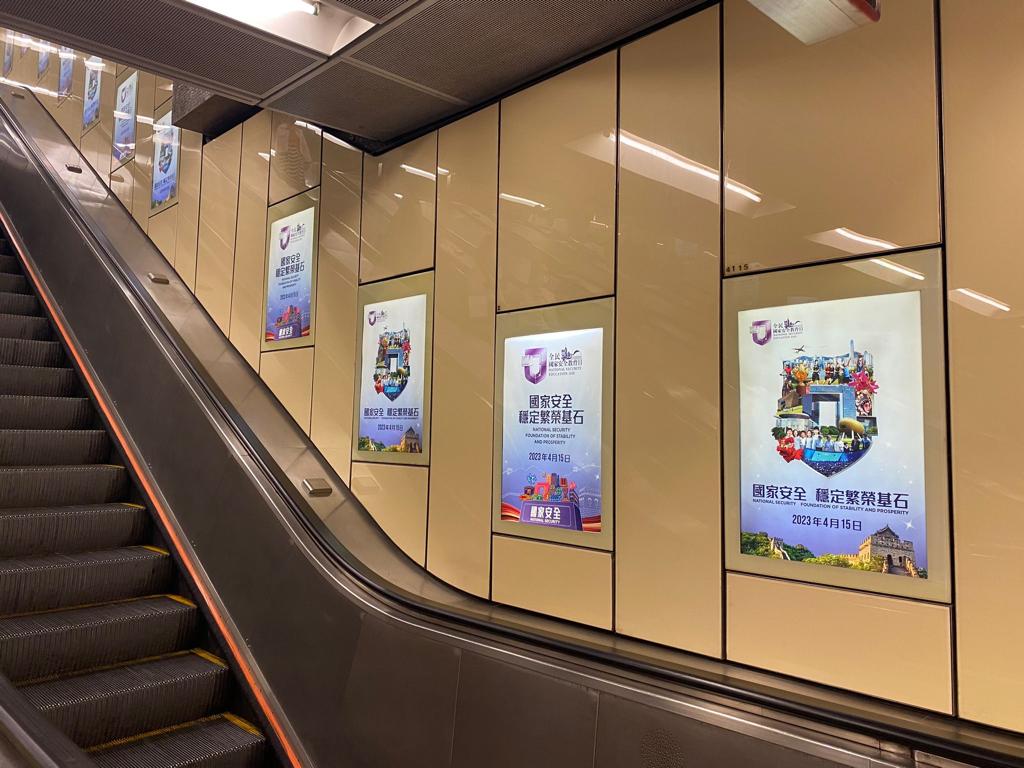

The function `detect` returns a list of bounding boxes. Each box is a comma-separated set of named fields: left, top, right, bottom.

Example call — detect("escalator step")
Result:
left=0, top=292, right=40, bottom=317
left=0, top=366, right=76, bottom=397
left=21, top=651, right=230, bottom=748
left=0, top=546, right=172, bottom=613
left=0, top=595, right=198, bottom=682
left=0, top=396, right=92, bottom=429
left=0, top=465, right=127, bottom=508
left=0, top=254, right=19, bottom=274
left=91, top=714, right=267, bottom=768
left=0, top=338, right=62, bottom=367
left=0, top=430, right=110, bottom=466
left=0, top=273, right=30, bottom=295
left=0, top=313, right=49, bottom=341
left=0, top=503, right=148, bottom=557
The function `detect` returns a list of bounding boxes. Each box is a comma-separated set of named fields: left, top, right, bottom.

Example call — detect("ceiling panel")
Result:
left=326, top=0, right=420, bottom=24
left=0, top=0, right=323, bottom=101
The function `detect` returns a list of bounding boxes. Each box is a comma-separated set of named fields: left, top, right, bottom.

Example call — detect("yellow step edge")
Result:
left=140, top=545, right=170, bottom=556
left=86, top=713, right=223, bottom=752
left=191, top=647, right=228, bottom=668
left=222, top=712, right=263, bottom=737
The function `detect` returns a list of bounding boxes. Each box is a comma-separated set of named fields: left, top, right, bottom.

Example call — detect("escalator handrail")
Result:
left=0, top=674, right=94, bottom=768
left=0, top=86, right=1022, bottom=768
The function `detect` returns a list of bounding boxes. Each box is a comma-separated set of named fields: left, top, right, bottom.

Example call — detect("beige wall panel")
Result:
left=259, top=347, right=314, bottom=433
left=149, top=205, right=178, bottom=267
left=360, top=132, right=436, bottom=282
left=492, top=536, right=612, bottom=629
left=351, top=463, right=428, bottom=565
left=174, top=128, right=203, bottom=291
left=129, top=71, right=155, bottom=231
left=228, top=111, right=272, bottom=371
left=727, top=574, right=951, bottom=712
left=615, top=8, right=721, bottom=656
left=195, top=124, right=242, bottom=332
left=426, top=106, right=498, bottom=598
left=108, top=165, right=133, bottom=211
left=155, top=76, right=173, bottom=109
left=723, top=0, right=940, bottom=272
left=269, top=111, right=322, bottom=205
left=310, top=136, right=362, bottom=483
left=497, top=53, right=616, bottom=311
left=942, top=0, right=1024, bottom=733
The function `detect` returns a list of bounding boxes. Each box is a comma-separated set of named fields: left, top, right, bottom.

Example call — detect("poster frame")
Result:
left=36, top=44, right=49, bottom=81
left=150, top=103, right=180, bottom=215
left=492, top=297, right=615, bottom=551
left=351, top=271, right=434, bottom=468
left=111, top=69, right=138, bottom=169
left=261, top=190, right=320, bottom=353
left=723, top=249, right=950, bottom=602
left=82, top=58, right=102, bottom=132
left=57, top=47, right=74, bottom=102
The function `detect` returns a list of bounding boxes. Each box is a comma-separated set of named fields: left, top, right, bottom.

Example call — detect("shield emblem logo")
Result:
left=522, top=347, right=547, bottom=385
left=772, top=340, right=877, bottom=477
left=750, top=320, right=772, bottom=346
left=279, top=226, right=291, bottom=251
left=373, top=328, right=412, bottom=402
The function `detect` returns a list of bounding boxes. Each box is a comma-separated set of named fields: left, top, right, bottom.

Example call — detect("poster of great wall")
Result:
left=737, top=291, right=928, bottom=578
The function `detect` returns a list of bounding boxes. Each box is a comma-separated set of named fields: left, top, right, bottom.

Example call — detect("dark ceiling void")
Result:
left=1, top=0, right=710, bottom=153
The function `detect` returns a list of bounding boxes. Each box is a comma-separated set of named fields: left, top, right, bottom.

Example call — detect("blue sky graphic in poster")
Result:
left=37, top=45, right=49, bottom=79
left=357, top=294, right=426, bottom=455
left=737, top=291, right=928, bottom=577
left=3, top=41, right=11, bottom=78
left=58, top=48, right=73, bottom=98
left=112, top=71, right=138, bottom=163
left=83, top=62, right=101, bottom=130
left=501, top=328, right=604, bottom=534
left=151, top=110, right=180, bottom=210
left=264, top=206, right=314, bottom=345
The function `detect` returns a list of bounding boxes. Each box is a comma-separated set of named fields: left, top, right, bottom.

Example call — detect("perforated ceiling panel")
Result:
left=326, top=0, right=419, bottom=24
left=266, top=60, right=460, bottom=140
left=348, top=0, right=706, bottom=102
left=0, top=0, right=323, bottom=101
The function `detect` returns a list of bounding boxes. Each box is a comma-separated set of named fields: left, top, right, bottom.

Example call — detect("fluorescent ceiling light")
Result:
left=293, top=120, right=322, bottom=135
left=400, top=163, right=436, bottom=181
left=393, top=193, right=404, bottom=200
left=869, top=258, right=924, bottom=281
left=84, top=58, right=104, bottom=70
left=437, top=167, right=450, bottom=176
left=954, top=287, right=1010, bottom=313
left=612, top=132, right=762, bottom=203
left=835, top=227, right=896, bottom=251
left=323, top=133, right=356, bottom=150
left=185, top=0, right=319, bottom=19
left=500, top=193, right=545, bottom=208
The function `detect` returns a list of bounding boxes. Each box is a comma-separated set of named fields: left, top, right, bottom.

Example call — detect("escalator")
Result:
left=0, top=233, right=273, bottom=766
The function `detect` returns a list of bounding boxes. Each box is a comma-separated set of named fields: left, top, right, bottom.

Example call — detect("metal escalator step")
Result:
left=0, top=503, right=149, bottom=557
left=0, top=596, right=198, bottom=682
left=0, top=465, right=127, bottom=508
left=0, top=366, right=76, bottom=397
left=0, top=273, right=29, bottom=295
left=0, top=395, right=92, bottom=429
left=0, top=338, right=62, bottom=367
left=21, top=651, right=231, bottom=748
left=0, top=546, right=172, bottom=613
left=0, top=292, right=39, bottom=317
left=0, top=313, right=49, bottom=341
left=0, top=430, right=110, bottom=466
left=0, top=254, right=19, bottom=274
left=91, top=715, right=267, bottom=768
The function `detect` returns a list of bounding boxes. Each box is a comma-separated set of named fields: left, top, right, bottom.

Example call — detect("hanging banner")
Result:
left=112, top=71, right=137, bottom=164
left=500, top=327, right=604, bottom=534
left=2, top=41, right=12, bottom=78
left=83, top=61, right=101, bottom=130
left=58, top=48, right=73, bottom=99
left=737, top=291, right=929, bottom=578
left=37, top=45, right=49, bottom=80
left=263, top=205, right=315, bottom=347
left=151, top=109, right=180, bottom=211
left=357, top=293, right=427, bottom=457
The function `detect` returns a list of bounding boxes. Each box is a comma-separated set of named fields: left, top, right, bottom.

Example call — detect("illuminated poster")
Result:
left=500, top=328, right=604, bottom=534
left=737, top=292, right=928, bottom=578
left=83, top=61, right=101, bottom=130
left=58, top=48, right=73, bottom=98
left=112, top=71, right=137, bottom=164
left=357, top=294, right=427, bottom=456
left=37, top=45, right=49, bottom=79
left=264, top=206, right=315, bottom=346
left=3, top=41, right=11, bottom=78
left=151, top=109, right=180, bottom=211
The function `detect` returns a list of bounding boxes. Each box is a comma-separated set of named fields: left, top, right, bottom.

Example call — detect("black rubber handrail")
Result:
left=0, top=674, right=93, bottom=768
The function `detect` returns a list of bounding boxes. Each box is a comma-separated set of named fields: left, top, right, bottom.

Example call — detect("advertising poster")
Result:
left=357, top=294, right=427, bottom=457
left=3, top=41, right=11, bottom=78
left=112, top=71, right=137, bottom=164
left=58, top=48, right=73, bottom=98
left=500, top=328, right=604, bottom=534
left=37, top=46, right=49, bottom=80
left=83, top=62, right=101, bottom=130
left=151, top=109, right=180, bottom=211
left=737, top=291, right=928, bottom=579
left=264, top=206, right=315, bottom=347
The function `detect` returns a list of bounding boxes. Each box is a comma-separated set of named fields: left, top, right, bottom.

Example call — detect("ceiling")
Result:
left=0, top=0, right=709, bottom=152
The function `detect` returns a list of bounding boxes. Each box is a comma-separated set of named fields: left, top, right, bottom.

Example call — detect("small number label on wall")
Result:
left=725, top=263, right=752, bottom=275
